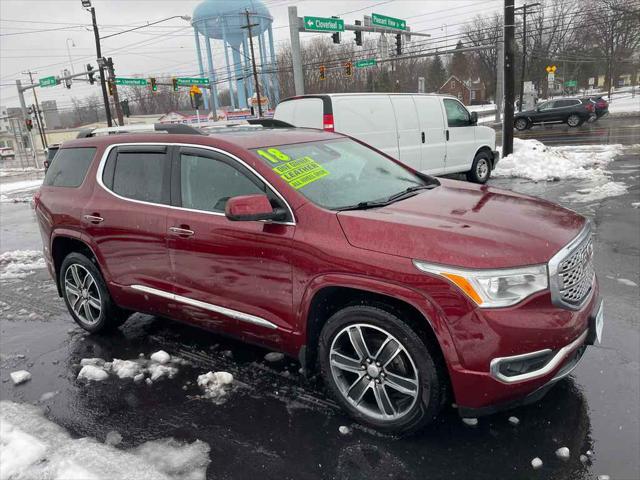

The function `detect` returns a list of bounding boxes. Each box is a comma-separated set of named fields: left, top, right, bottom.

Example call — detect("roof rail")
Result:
left=76, top=123, right=203, bottom=138
left=247, top=118, right=294, bottom=128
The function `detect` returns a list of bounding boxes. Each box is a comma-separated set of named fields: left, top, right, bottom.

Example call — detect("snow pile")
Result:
left=608, top=94, right=640, bottom=114
left=10, top=370, right=31, bottom=385
left=494, top=139, right=625, bottom=182
left=264, top=352, right=285, bottom=363
left=531, top=457, right=543, bottom=469
left=76, top=351, right=180, bottom=384
left=562, top=181, right=628, bottom=203
left=197, top=371, right=234, bottom=404
left=0, top=400, right=210, bottom=480
left=461, top=417, right=478, bottom=426
left=555, top=446, right=570, bottom=460
left=0, top=250, right=46, bottom=280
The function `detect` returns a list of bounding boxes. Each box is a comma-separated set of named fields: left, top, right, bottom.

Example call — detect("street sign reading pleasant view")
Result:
left=115, top=78, right=147, bottom=86
left=177, top=77, right=210, bottom=86
left=39, top=76, right=57, bottom=88
left=371, top=13, right=407, bottom=30
left=355, top=59, right=377, bottom=68
left=303, top=16, right=344, bottom=32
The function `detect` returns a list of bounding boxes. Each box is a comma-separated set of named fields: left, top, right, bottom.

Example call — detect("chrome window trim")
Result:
left=548, top=222, right=593, bottom=310
left=130, top=284, right=278, bottom=330
left=489, top=328, right=588, bottom=384
left=95, top=142, right=296, bottom=226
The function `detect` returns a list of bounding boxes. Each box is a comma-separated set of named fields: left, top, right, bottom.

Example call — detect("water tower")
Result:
left=191, top=0, right=279, bottom=113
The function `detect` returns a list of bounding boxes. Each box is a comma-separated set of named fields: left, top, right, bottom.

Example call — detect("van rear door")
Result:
left=332, top=95, right=399, bottom=159
left=274, top=97, right=323, bottom=129
left=389, top=96, right=421, bottom=170
left=413, top=96, right=447, bottom=174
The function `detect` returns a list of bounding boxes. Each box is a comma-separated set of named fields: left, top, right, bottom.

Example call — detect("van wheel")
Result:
left=567, top=114, right=582, bottom=127
left=514, top=118, right=529, bottom=131
left=466, top=152, right=491, bottom=184
left=60, top=252, right=128, bottom=333
left=318, top=305, right=444, bottom=434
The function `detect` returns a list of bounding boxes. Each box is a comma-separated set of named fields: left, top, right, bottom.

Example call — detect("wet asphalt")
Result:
left=1, top=125, right=639, bottom=480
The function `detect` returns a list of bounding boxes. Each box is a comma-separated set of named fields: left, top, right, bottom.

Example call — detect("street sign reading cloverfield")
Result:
left=355, top=59, right=377, bottom=68
left=177, top=77, right=210, bottom=86
left=371, top=13, right=407, bottom=30
left=39, top=76, right=57, bottom=88
left=303, top=16, right=344, bottom=32
left=115, top=78, right=147, bottom=86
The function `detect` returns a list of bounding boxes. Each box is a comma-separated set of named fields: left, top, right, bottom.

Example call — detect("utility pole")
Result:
left=243, top=10, right=263, bottom=117
left=106, top=57, right=124, bottom=126
left=515, top=3, right=540, bottom=112
left=87, top=4, right=113, bottom=126
left=495, top=41, right=504, bottom=123
left=288, top=6, right=305, bottom=96
left=23, top=71, right=47, bottom=149
left=15, top=79, right=36, bottom=162
left=502, top=0, right=515, bottom=156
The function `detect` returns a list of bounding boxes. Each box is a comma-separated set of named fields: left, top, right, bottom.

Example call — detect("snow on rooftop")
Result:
left=0, top=250, right=46, bottom=280
left=0, top=401, right=211, bottom=480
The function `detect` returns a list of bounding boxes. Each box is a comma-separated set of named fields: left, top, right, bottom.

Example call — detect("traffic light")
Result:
left=86, top=64, right=95, bottom=85
left=354, top=20, right=362, bottom=46
left=120, top=100, right=130, bottom=117
left=344, top=61, right=353, bottom=77
left=150, top=77, right=157, bottom=92
left=108, top=81, right=115, bottom=96
left=319, top=65, right=326, bottom=81
left=396, top=34, right=402, bottom=55
left=63, top=69, right=72, bottom=89
left=25, top=118, right=33, bottom=131
left=190, top=85, right=203, bottom=109
left=332, top=31, right=340, bottom=44
left=172, top=78, right=179, bottom=92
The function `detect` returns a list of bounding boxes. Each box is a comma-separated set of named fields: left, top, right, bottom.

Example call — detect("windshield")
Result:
left=251, top=138, right=435, bottom=210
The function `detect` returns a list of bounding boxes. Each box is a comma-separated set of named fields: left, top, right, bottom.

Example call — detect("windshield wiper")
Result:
left=335, top=200, right=392, bottom=211
left=386, top=184, right=434, bottom=203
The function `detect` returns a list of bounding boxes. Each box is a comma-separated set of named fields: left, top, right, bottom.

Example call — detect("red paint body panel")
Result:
left=36, top=131, right=600, bottom=413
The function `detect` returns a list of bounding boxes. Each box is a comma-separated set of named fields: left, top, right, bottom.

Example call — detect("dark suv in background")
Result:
left=515, top=97, right=596, bottom=130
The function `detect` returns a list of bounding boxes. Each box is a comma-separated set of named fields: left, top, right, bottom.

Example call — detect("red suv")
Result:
left=34, top=123, right=603, bottom=433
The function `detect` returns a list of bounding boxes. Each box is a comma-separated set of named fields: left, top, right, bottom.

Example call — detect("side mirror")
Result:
left=469, top=111, right=478, bottom=125
left=225, top=194, right=287, bottom=222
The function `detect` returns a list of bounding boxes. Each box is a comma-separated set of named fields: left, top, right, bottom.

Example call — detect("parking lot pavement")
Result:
left=1, top=149, right=638, bottom=480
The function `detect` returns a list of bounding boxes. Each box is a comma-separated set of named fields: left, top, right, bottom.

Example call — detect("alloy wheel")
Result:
left=476, top=158, right=489, bottom=180
left=568, top=115, right=580, bottom=127
left=329, top=323, right=420, bottom=421
left=64, top=264, right=102, bottom=325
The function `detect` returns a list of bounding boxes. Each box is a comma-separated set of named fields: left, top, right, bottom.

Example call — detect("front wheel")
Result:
left=567, top=114, right=582, bottom=127
left=514, top=118, right=529, bottom=131
left=319, top=306, right=444, bottom=434
left=466, top=151, right=492, bottom=184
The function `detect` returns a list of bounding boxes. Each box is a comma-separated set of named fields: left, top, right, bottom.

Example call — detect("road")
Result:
left=1, top=128, right=639, bottom=479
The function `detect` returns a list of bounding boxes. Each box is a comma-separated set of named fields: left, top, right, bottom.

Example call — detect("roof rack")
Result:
left=76, top=123, right=203, bottom=138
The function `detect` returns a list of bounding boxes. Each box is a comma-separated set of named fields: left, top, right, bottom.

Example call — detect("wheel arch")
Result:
left=51, top=233, right=101, bottom=297
left=474, top=145, right=495, bottom=168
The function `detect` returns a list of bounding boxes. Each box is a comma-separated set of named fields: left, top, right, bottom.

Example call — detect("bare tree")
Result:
left=463, top=13, right=503, bottom=97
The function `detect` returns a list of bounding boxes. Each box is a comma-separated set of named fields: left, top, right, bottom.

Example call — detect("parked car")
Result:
left=34, top=123, right=603, bottom=433
left=44, top=143, right=61, bottom=171
left=274, top=93, right=499, bottom=184
left=0, top=146, right=15, bottom=160
left=582, top=96, right=609, bottom=119
left=514, top=97, right=595, bottom=130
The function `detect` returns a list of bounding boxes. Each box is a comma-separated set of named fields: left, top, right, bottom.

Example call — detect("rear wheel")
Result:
left=514, top=118, right=529, bottom=131
left=567, top=114, right=582, bottom=127
left=319, top=305, right=444, bottom=434
left=466, top=151, right=492, bottom=184
left=60, top=252, right=128, bottom=333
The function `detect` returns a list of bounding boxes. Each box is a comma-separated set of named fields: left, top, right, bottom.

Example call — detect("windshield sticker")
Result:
left=256, top=148, right=290, bottom=163
left=272, top=156, right=329, bottom=190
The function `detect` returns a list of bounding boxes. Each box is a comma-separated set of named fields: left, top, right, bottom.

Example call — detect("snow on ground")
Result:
left=607, top=94, right=640, bottom=114
left=0, top=250, right=46, bottom=280
left=0, top=178, right=42, bottom=195
left=9, top=370, right=32, bottom=385
left=562, top=181, right=629, bottom=203
left=197, top=371, right=234, bottom=404
left=77, top=353, right=181, bottom=384
left=0, top=167, right=43, bottom=178
left=0, top=400, right=210, bottom=480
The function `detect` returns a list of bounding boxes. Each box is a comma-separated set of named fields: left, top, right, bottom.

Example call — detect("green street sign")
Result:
left=564, top=80, right=577, bottom=87
left=303, top=16, right=344, bottom=32
left=115, top=78, right=148, bottom=86
left=371, top=13, right=406, bottom=30
left=176, top=77, right=210, bottom=86
left=39, top=76, right=57, bottom=88
left=355, top=58, right=377, bottom=68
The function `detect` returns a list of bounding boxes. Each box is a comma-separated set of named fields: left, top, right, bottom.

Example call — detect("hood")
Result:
left=337, top=179, right=586, bottom=269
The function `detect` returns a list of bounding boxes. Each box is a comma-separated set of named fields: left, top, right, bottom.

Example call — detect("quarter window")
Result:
left=111, top=150, right=169, bottom=204
left=180, top=152, right=265, bottom=213
left=43, top=147, right=96, bottom=187
left=443, top=99, right=471, bottom=127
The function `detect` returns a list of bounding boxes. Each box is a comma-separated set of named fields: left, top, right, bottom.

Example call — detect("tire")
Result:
left=514, top=118, right=529, bottom=131
left=60, top=252, right=128, bottom=333
left=567, top=114, right=582, bottom=127
left=318, top=305, right=444, bottom=434
left=466, top=151, right=492, bottom=184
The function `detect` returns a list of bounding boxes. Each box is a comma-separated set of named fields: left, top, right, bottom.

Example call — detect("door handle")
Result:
left=83, top=214, right=104, bottom=224
left=421, top=132, right=426, bottom=143
left=169, top=226, right=194, bottom=237
left=445, top=130, right=450, bottom=141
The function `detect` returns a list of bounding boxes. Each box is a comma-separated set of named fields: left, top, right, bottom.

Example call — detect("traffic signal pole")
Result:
left=106, top=58, right=125, bottom=126
left=502, top=0, right=515, bottom=157
left=89, top=6, right=113, bottom=127
left=243, top=10, right=263, bottom=117
left=24, top=71, right=47, bottom=149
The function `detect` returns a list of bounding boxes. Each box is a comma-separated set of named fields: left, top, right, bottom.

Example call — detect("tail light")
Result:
left=585, top=103, right=594, bottom=112
left=597, top=100, right=607, bottom=108
left=323, top=114, right=334, bottom=132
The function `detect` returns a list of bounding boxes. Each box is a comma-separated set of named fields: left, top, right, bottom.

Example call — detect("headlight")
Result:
left=413, top=261, right=548, bottom=308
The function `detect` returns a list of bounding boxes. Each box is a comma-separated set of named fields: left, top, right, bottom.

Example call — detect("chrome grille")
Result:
left=557, top=236, right=594, bottom=306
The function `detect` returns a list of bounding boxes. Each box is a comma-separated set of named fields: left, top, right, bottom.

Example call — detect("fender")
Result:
left=297, top=273, right=461, bottom=367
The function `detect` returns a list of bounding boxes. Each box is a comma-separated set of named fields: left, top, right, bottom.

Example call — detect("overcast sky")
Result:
left=0, top=0, right=506, bottom=113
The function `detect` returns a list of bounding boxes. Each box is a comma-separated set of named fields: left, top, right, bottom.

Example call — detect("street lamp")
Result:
left=66, top=38, right=76, bottom=74
left=81, top=0, right=91, bottom=7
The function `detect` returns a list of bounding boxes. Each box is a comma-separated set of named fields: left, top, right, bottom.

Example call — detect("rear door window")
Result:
left=43, top=147, right=96, bottom=187
left=108, top=147, right=170, bottom=205
left=443, top=99, right=471, bottom=127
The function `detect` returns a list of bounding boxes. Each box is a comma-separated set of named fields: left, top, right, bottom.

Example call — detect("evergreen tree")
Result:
left=449, top=41, right=468, bottom=80
left=426, top=55, right=447, bottom=92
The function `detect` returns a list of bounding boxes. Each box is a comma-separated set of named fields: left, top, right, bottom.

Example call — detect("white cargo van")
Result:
left=274, top=93, right=499, bottom=183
